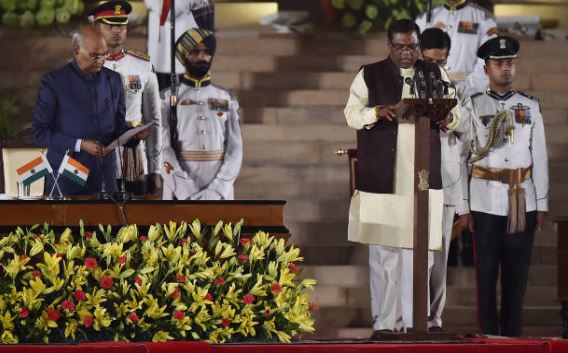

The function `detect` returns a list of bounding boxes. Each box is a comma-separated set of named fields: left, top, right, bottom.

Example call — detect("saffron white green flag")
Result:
left=58, top=155, right=89, bottom=186
left=16, top=154, right=52, bottom=186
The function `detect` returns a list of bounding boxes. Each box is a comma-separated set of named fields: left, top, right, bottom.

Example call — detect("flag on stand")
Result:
left=58, top=155, right=89, bottom=186
left=16, top=154, right=53, bottom=186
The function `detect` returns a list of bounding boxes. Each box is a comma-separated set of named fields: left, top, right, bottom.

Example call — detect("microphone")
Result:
left=429, top=71, right=440, bottom=99
left=417, top=70, right=427, bottom=99
left=405, top=76, right=416, bottom=97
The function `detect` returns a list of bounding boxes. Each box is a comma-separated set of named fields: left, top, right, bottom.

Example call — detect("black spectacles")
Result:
left=390, top=42, right=420, bottom=52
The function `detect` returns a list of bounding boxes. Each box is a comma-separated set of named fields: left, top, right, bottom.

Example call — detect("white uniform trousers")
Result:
left=428, top=204, right=456, bottom=328
left=369, top=244, right=403, bottom=331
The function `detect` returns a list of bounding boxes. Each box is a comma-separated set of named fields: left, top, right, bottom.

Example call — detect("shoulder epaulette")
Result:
left=518, top=91, right=539, bottom=102
left=126, top=49, right=151, bottom=61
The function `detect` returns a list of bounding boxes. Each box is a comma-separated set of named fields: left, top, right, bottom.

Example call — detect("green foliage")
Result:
left=332, top=0, right=426, bottom=35
left=0, top=0, right=83, bottom=27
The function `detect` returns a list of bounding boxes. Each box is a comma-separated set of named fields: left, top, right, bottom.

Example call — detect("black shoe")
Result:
left=429, top=326, right=444, bottom=332
left=370, top=329, right=394, bottom=339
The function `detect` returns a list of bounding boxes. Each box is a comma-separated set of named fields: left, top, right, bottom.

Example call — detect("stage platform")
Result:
left=0, top=338, right=567, bottom=353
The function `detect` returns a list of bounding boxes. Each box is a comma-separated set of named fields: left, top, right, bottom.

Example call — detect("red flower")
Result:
left=171, top=288, right=181, bottom=299
left=47, top=308, right=60, bottom=321
left=32, top=270, right=42, bottom=279
left=309, top=302, right=319, bottom=312
left=62, top=299, right=75, bottom=312
left=243, top=293, right=255, bottom=305
left=84, top=231, right=93, bottom=239
left=239, top=238, right=250, bottom=246
left=19, top=307, right=29, bottom=318
left=180, top=238, right=188, bottom=245
left=214, top=276, right=225, bottom=286
left=118, top=255, right=127, bottom=265
left=135, top=276, right=143, bottom=286
left=176, top=273, right=186, bottom=283
left=263, top=310, right=271, bottom=318
left=83, top=315, right=94, bottom=328
left=270, top=283, right=282, bottom=294
left=19, top=255, right=29, bottom=260
left=139, top=235, right=148, bottom=241
left=128, top=312, right=139, bottom=324
left=204, top=293, right=213, bottom=301
left=56, top=253, right=64, bottom=258
left=99, top=275, right=114, bottom=289
left=238, top=254, right=249, bottom=264
left=173, top=310, right=185, bottom=320
left=221, top=318, right=232, bottom=328
left=288, top=263, right=299, bottom=273
left=84, top=257, right=97, bottom=269
left=74, top=290, right=86, bottom=301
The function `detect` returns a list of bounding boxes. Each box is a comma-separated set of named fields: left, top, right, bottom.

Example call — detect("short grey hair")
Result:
left=71, top=31, right=83, bottom=49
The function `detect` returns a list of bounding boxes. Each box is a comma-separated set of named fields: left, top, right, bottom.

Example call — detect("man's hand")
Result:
left=146, top=173, right=163, bottom=198
left=458, top=213, right=474, bottom=233
left=433, top=21, right=446, bottom=29
left=376, top=104, right=398, bottom=122
left=537, top=211, right=547, bottom=231
left=436, top=115, right=452, bottom=132
left=136, top=128, right=150, bottom=141
left=80, top=140, right=105, bottom=156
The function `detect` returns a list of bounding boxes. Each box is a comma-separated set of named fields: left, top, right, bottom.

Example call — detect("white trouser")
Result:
left=369, top=245, right=403, bottom=331
left=400, top=248, right=435, bottom=329
left=428, top=204, right=455, bottom=328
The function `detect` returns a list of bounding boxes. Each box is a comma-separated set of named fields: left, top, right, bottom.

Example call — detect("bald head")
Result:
left=73, top=25, right=108, bottom=74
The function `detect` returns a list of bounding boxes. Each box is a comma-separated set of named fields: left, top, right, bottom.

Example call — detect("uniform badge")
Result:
left=511, top=103, right=531, bottom=124
left=127, top=75, right=142, bottom=91
left=458, top=21, right=479, bottom=34
left=208, top=98, right=229, bottom=112
left=480, top=115, right=493, bottom=127
left=114, top=5, right=122, bottom=15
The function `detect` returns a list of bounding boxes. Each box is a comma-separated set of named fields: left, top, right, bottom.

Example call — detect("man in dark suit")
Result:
left=32, top=25, right=146, bottom=196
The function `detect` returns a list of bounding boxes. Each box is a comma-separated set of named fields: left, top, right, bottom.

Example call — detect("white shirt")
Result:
left=469, top=90, right=549, bottom=215
left=104, top=51, right=162, bottom=174
left=416, top=2, right=498, bottom=93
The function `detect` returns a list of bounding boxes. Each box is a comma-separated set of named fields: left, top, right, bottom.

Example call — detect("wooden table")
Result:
left=0, top=199, right=289, bottom=237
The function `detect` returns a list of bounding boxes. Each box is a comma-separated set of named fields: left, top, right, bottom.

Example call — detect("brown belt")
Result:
left=178, top=150, right=225, bottom=161
left=472, top=164, right=532, bottom=234
left=471, top=165, right=531, bottom=185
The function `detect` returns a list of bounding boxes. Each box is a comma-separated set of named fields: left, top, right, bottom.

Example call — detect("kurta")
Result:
left=345, top=66, right=459, bottom=249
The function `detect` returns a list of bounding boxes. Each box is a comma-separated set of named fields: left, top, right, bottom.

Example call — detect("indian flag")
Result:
left=58, top=155, right=89, bottom=186
left=16, top=155, right=52, bottom=186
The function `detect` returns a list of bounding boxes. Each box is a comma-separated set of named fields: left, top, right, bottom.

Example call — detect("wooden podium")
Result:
left=0, top=199, right=289, bottom=239
left=401, top=98, right=457, bottom=335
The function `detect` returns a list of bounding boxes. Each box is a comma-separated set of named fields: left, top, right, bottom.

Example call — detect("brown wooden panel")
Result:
left=0, top=200, right=285, bottom=228
left=557, top=219, right=568, bottom=299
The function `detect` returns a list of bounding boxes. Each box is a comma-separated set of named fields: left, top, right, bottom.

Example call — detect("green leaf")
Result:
left=331, top=0, right=345, bottom=9
left=340, top=12, right=356, bottom=28
left=365, top=4, right=378, bottom=20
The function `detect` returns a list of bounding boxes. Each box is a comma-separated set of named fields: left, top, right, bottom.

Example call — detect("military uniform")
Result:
left=469, top=36, right=549, bottom=336
left=160, top=75, right=242, bottom=200
left=416, top=0, right=498, bottom=93
left=104, top=50, right=162, bottom=194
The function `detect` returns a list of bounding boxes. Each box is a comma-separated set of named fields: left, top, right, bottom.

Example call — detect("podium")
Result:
left=400, top=98, right=457, bottom=335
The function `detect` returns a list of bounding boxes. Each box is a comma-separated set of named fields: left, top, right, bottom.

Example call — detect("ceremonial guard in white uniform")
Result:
left=416, top=0, right=499, bottom=93
left=161, top=28, right=242, bottom=200
left=469, top=36, right=549, bottom=336
left=94, top=1, right=162, bottom=195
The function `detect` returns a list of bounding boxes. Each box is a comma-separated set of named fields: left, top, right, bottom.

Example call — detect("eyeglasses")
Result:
left=81, top=48, right=109, bottom=62
left=390, top=42, right=420, bottom=52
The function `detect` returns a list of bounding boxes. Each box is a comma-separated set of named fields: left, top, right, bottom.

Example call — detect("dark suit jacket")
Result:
left=33, top=59, right=136, bottom=195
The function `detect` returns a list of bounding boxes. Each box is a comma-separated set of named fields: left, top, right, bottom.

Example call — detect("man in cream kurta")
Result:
left=344, top=20, right=460, bottom=334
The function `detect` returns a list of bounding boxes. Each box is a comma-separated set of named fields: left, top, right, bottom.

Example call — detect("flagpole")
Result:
left=48, top=150, right=67, bottom=199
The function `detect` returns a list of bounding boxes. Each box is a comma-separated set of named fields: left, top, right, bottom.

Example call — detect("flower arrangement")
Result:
left=331, top=0, right=427, bottom=34
left=0, top=220, right=316, bottom=343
